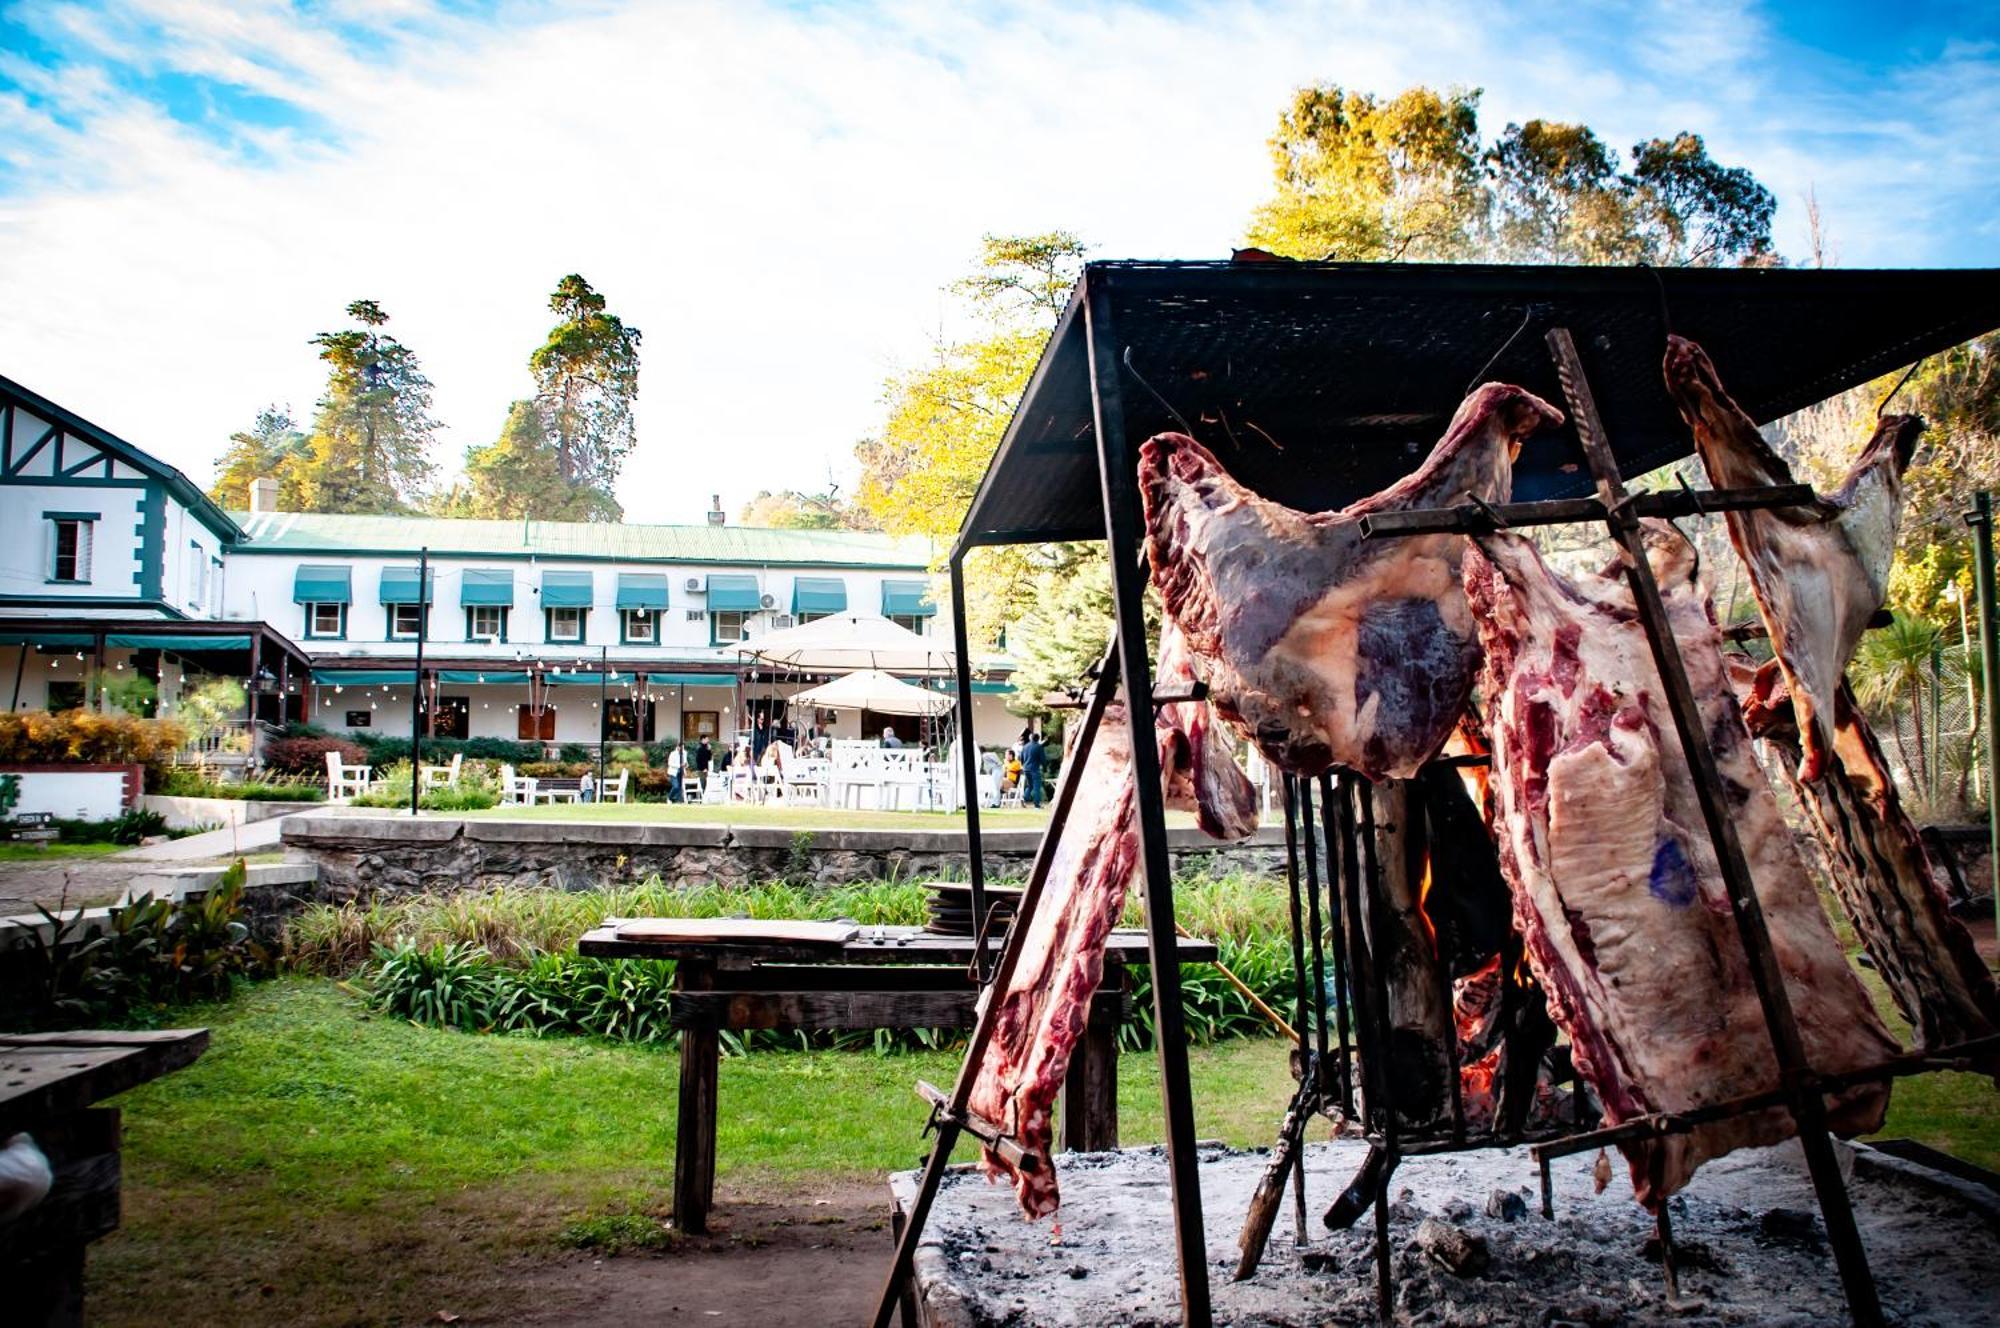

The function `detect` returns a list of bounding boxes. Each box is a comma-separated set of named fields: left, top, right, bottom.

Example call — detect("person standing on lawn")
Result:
left=667, top=741, right=685, bottom=803
left=1020, top=729, right=1046, bottom=808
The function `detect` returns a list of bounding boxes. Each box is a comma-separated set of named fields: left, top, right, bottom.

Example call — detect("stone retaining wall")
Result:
left=280, top=814, right=1286, bottom=898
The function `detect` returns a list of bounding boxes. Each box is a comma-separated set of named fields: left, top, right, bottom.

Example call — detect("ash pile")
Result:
left=891, top=1138, right=2000, bottom=1327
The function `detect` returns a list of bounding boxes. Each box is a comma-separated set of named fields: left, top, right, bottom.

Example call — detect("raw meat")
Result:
left=1139, top=383, right=1565, bottom=779
left=969, top=634, right=1257, bottom=1219
left=1737, top=659, right=2000, bottom=1077
left=1664, top=333, right=1923, bottom=780
left=1465, top=521, right=1897, bottom=1207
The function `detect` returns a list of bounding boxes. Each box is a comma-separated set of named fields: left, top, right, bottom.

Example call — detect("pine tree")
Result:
left=209, top=406, right=309, bottom=508
left=292, top=300, right=439, bottom=513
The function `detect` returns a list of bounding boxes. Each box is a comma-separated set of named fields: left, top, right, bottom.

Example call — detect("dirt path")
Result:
left=504, top=1182, right=891, bottom=1327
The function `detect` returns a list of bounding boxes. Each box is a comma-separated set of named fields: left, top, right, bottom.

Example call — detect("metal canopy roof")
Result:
left=956, top=260, right=2000, bottom=548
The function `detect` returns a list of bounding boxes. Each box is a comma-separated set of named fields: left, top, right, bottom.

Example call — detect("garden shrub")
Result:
left=53, top=808, right=167, bottom=845
left=261, top=734, right=367, bottom=774
left=0, top=708, right=186, bottom=774
left=155, top=769, right=324, bottom=801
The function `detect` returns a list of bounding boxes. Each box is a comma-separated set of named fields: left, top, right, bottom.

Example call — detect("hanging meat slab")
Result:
left=1466, top=522, right=1898, bottom=1208
left=968, top=626, right=1257, bottom=1219
left=1138, top=383, right=1565, bottom=779
left=1663, top=333, right=1923, bottom=781
left=1738, top=659, right=2000, bottom=1079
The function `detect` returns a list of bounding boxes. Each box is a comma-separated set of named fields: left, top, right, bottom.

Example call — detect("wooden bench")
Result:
left=531, top=778, right=586, bottom=805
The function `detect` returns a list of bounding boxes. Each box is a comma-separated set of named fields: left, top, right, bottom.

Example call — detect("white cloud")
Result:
left=0, top=0, right=1993, bottom=525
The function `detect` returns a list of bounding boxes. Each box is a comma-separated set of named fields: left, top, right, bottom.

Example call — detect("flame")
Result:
left=1512, top=949, right=1535, bottom=990
left=1415, top=853, right=1438, bottom=954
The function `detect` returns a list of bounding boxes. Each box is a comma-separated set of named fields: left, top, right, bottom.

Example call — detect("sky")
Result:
left=1, top=0, right=1995, bottom=525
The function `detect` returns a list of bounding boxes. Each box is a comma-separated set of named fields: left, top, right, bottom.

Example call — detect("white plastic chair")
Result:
left=701, top=772, right=730, bottom=804
left=498, top=764, right=537, bottom=806
left=599, top=770, right=630, bottom=805
left=419, top=751, right=462, bottom=791
left=325, top=751, right=371, bottom=802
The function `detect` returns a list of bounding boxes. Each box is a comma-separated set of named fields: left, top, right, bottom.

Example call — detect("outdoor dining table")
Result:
left=576, top=921, right=1217, bottom=1234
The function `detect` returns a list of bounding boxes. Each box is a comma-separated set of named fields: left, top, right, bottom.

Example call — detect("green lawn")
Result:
left=0, top=840, right=125, bottom=864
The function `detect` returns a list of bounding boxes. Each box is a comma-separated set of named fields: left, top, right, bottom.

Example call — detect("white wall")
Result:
left=0, top=481, right=144, bottom=608
left=3, top=767, right=132, bottom=820
left=161, top=495, right=227, bottom=619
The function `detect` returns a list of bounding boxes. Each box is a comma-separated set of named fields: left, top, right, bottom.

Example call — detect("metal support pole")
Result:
left=949, top=552, right=989, bottom=976
left=1547, top=327, right=1883, bottom=1327
left=410, top=547, right=428, bottom=818
left=1317, top=775, right=1354, bottom=1114
left=1280, top=776, right=1312, bottom=1245
left=1356, top=780, right=1400, bottom=1328
left=869, top=642, right=1123, bottom=1328
left=1086, top=275, right=1212, bottom=1327
left=598, top=644, right=609, bottom=795
left=1967, top=492, right=2000, bottom=918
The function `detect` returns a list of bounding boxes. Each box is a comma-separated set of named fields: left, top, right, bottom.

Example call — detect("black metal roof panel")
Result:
left=956, top=260, right=2000, bottom=548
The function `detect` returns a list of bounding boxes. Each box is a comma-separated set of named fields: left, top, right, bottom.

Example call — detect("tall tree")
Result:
left=855, top=232, right=1088, bottom=649
left=738, top=486, right=873, bottom=530
left=209, top=406, right=309, bottom=508
left=446, top=400, right=622, bottom=523
left=530, top=274, right=641, bottom=508
left=1245, top=84, right=1776, bottom=267
left=292, top=300, right=439, bottom=513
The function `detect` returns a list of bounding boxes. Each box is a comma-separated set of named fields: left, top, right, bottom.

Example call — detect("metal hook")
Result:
left=1675, top=473, right=1707, bottom=517
left=1464, top=492, right=1510, bottom=531
left=1464, top=305, right=1537, bottom=396
left=1639, top=261, right=1674, bottom=342
left=1878, top=358, right=1924, bottom=420
left=1121, top=347, right=1198, bottom=438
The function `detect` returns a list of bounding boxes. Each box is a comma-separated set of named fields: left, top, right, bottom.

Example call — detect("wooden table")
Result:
left=577, top=924, right=1216, bottom=1234
left=0, top=1029, right=209, bottom=1327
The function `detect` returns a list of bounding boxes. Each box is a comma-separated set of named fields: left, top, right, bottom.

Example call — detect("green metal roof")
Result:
left=230, top=510, right=934, bottom=569
left=294, top=565, right=352, bottom=604
left=792, top=577, right=847, bottom=615
left=706, top=574, right=761, bottom=612
left=460, top=568, right=515, bottom=607
left=540, top=570, right=593, bottom=608
left=616, top=573, right=670, bottom=610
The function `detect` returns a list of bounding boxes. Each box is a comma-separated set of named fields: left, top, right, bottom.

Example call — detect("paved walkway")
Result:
left=0, top=809, right=317, bottom=911
left=116, top=815, right=292, bottom=862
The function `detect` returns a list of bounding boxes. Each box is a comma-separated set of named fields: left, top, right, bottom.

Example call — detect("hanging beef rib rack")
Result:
left=875, top=260, right=2000, bottom=1328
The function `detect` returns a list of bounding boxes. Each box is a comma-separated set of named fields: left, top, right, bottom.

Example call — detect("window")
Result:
left=711, top=610, right=750, bottom=644
left=346, top=710, right=373, bottom=728
left=46, top=680, right=86, bottom=711
left=796, top=611, right=830, bottom=625
left=388, top=603, right=425, bottom=640
left=305, top=603, right=346, bottom=640
left=431, top=695, right=469, bottom=741
left=547, top=607, right=585, bottom=643
left=466, top=605, right=508, bottom=641
left=48, top=518, right=92, bottom=583
left=888, top=613, right=927, bottom=635
left=622, top=609, right=658, bottom=644
left=517, top=704, right=555, bottom=741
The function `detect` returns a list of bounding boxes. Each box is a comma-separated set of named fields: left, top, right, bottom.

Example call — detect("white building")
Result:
left=0, top=371, right=1020, bottom=752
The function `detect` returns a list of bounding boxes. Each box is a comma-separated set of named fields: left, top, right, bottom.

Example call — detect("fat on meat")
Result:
left=1465, top=521, right=1897, bottom=1208
left=968, top=623, right=1256, bottom=1219
left=1664, top=334, right=1922, bottom=780
left=1738, top=659, right=2000, bottom=1078
left=1138, top=383, right=1565, bottom=780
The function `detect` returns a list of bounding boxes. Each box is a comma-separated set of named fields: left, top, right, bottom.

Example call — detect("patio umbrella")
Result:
left=737, top=613, right=954, bottom=675
left=788, top=668, right=954, bottom=717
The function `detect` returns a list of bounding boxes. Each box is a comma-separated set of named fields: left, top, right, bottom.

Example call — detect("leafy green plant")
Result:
left=368, top=939, right=502, bottom=1031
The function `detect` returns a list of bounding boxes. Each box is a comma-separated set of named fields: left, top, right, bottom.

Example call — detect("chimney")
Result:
left=249, top=477, right=281, bottom=513
left=707, top=494, right=725, bottom=527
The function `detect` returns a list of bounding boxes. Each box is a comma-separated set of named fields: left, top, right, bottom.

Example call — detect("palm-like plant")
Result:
left=1850, top=614, right=1952, bottom=800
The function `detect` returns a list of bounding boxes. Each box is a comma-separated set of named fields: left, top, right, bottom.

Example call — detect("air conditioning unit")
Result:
left=771, top=614, right=796, bottom=631
left=685, top=577, right=703, bottom=593
left=760, top=593, right=776, bottom=609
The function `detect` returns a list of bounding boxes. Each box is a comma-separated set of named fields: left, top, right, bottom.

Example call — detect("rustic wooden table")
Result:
left=0, top=1028, right=209, bottom=1328
left=577, top=924, right=1216, bottom=1234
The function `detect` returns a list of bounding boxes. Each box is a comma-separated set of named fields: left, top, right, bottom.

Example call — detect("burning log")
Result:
left=1364, top=781, right=1455, bottom=1131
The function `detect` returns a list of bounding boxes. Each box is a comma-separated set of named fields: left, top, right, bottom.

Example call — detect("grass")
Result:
left=0, top=840, right=124, bottom=863
left=96, top=977, right=1291, bottom=1327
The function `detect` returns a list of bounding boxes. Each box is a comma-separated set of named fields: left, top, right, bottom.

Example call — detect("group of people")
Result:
left=1002, top=728, right=1047, bottom=807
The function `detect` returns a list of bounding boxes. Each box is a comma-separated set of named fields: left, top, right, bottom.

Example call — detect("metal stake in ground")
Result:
left=1966, top=491, right=2000, bottom=920
left=1546, top=325, right=1884, bottom=1328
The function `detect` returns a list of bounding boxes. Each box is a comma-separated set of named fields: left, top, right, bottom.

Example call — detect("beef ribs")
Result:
left=1738, top=659, right=2000, bottom=1078
left=968, top=626, right=1256, bottom=1219
left=1663, top=333, right=1923, bottom=780
left=1138, top=383, right=1565, bottom=779
left=1465, top=522, right=1897, bottom=1207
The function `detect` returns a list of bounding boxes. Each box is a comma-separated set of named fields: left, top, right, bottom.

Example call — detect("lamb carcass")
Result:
left=968, top=621, right=1256, bottom=1218
left=1466, top=521, right=1897, bottom=1208
left=1664, top=333, right=1923, bottom=780
left=1139, top=384, right=1565, bottom=779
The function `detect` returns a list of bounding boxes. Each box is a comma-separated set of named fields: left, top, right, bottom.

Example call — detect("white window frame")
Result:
left=388, top=603, right=425, bottom=640
left=547, top=606, right=584, bottom=643
left=467, top=605, right=507, bottom=641
left=711, top=610, right=750, bottom=644
left=887, top=612, right=927, bottom=635
left=621, top=608, right=657, bottom=643
left=48, top=518, right=92, bottom=584
left=306, top=602, right=345, bottom=639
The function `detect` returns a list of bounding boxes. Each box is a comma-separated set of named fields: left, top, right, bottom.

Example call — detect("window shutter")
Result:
left=79, top=521, right=93, bottom=581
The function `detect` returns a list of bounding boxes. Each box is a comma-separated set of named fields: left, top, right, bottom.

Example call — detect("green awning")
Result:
left=108, top=633, right=252, bottom=652
left=792, top=577, right=847, bottom=615
left=313, top=669, right=417, bottom=686
left=881, top=579, right=935, bottom=617
left=379, top=566, right=435, bottom=605
left=437, top=670, right=532, bottom=685
left=293, top=564, right=352, bottom=605
left=615, top=573, right=670, bottom=610
left=705, top=574, right=761, bottom=612
left=0, top=632, right=93, bottom=648
left=460, top=569, right=515, bottom=607
left=540, top=570, right=594, bottom=608
left=657, top=673, right=734, bottom=687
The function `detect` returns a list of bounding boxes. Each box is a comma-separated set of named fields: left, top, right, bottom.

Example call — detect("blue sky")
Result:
left=1, top=0, right=1995, bottom=522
